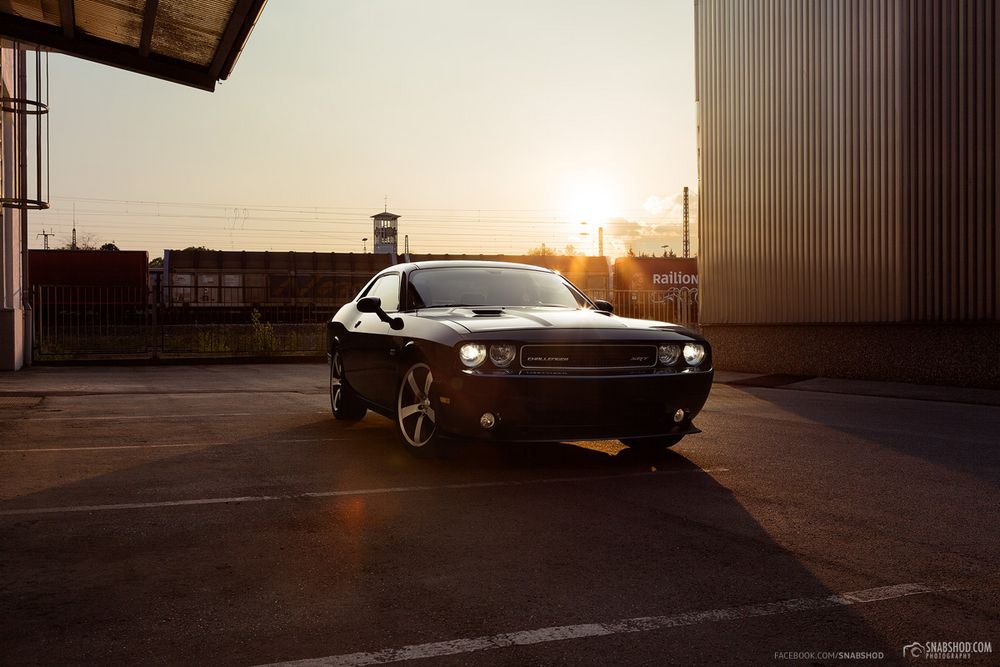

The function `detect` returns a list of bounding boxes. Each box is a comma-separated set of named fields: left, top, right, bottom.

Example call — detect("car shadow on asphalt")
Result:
left=259, top=414, right=707, bottom=475
left=0, top=402, right=902, bottom=666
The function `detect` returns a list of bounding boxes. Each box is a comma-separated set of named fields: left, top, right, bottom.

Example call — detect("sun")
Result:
left=560, top=182, right=621, bottom=225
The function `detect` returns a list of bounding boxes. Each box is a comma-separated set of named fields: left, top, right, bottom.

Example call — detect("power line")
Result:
left=48, top=194, right=694, bottom=219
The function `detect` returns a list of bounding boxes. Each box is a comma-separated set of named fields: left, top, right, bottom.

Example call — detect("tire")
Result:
left=620, top=435, right=684, bottom=452
left=396, top=362, right=449, bottom=458
left=330, top=350, right=367, bottom=421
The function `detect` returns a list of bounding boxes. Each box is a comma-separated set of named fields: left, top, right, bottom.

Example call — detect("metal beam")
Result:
left=0, top=13, right=217, bottom=91
left=207, top=0, right=265, bottom=81
left=58, top=0, right=75, bottom=38
left=138, top=0, right=159, bottom=57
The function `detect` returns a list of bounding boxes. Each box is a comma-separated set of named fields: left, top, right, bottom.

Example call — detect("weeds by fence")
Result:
left=32, top=285, right=326, bottom=360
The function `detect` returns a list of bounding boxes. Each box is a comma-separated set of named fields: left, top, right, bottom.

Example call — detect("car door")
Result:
left=344, top=273, right=401, bottom=407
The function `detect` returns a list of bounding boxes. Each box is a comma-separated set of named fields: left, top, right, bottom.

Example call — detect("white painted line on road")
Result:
left=0, top=468, right=728, bottom=517
left=255, top=583, right=935, bottom=667
left=0, top=438, right=347, bottom=453
left=17, top=412, right=256, bottom=422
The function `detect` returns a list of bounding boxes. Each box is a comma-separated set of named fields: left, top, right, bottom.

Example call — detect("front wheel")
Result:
left=396, top=362, right=450, bottom=458
left=330, top=350, right=367, bottom=421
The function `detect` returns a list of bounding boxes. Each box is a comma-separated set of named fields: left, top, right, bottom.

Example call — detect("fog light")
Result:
left=480, top=412, right=496, bottom=429
left=673, top=409, right=685, bottom=423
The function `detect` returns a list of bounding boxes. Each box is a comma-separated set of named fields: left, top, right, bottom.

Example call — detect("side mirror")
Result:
left=357, top=296, right=404, bottom=330
left=356, top=296, right=381, bottom=313
left=593, top=299, right=614, bottom=313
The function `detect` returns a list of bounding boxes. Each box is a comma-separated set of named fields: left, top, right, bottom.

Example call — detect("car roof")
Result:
left=386, top=260, right=556, bottom=273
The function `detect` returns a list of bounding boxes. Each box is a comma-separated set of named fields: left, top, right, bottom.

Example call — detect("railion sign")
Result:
left=613, top=257, right=698, bottom=291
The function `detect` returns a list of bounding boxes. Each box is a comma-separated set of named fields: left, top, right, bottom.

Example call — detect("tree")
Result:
left=99, top=242, right=120, bottom=251
left=527, top=243, right=556, bottom=256
left=626, top=245, right=656, bottom=258
left=57, top=233, right=99, bottom=250
left=149, top=257, right=164, bottom=267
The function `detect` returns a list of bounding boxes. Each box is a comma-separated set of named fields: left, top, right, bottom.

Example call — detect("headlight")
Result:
left=459, top=343, right=487, bottom=368
left=658, top=344, right=681, bottom=365
left=489, top=344, right=517, bottom=367
left=683, top=343, right=706, bottom=366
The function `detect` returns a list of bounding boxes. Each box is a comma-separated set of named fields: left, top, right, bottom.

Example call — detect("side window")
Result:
left=362, top=274, right=401, bottom=312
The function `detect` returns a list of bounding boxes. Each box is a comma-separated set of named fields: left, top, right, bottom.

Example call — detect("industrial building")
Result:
left=695, top=0, right=998, bottom=387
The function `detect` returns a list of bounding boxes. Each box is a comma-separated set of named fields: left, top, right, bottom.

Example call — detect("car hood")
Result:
left=416, top=307, right=681, bottom=334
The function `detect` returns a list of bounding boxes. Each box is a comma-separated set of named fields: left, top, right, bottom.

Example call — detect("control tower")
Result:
left=371, top=210, right=400, bottom=256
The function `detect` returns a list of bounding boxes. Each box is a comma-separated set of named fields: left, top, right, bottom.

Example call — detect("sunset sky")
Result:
left=33, top=0, right=698, bottom=260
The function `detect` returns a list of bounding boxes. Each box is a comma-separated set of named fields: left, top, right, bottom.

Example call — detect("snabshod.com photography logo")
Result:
left=903, top=641, right=993, bottom=660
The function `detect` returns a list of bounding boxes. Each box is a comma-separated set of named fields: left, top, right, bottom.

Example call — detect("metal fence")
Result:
left=32, top=285, right=327, bottom=360
left=31, top=285, right=699, bottom=361
left=589, top=288, right=700, bottom=329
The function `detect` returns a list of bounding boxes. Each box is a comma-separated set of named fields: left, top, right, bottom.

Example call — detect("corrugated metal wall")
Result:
left=695, top=0, right=998, bottom=324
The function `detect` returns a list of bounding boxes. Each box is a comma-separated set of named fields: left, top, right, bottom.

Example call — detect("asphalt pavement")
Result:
left=0, top=364, right=997, bottom=666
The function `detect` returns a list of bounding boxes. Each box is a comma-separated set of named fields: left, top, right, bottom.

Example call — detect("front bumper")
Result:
left=434, top=369, right=713, bottom=442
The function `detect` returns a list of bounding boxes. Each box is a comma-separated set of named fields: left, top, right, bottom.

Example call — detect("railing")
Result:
left=587, top=288, right=700, bottom=330
left=32, top=285, right=328, bottom=360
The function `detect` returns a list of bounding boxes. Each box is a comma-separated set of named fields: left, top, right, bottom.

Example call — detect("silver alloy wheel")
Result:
left=397, top=363, right=436, bottom=448
left=330, top=351, right=344, bottom=413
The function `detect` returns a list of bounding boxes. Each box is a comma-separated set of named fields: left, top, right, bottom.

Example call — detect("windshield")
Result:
left=406, top=267, right=591, bottom=310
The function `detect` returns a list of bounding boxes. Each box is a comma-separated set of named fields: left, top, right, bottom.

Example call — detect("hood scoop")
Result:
left=470, top=308, right=505, bottom=316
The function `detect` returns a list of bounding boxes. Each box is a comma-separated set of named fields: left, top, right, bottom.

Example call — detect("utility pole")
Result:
left=682, top=186, right=690, bottom=258
left=36, top=229, right=54, bottom=249
left=598, top=227, right=604, bottom=257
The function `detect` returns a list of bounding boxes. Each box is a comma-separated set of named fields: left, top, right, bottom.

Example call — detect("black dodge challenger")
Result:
left=327, top=260, right=712, bottom=457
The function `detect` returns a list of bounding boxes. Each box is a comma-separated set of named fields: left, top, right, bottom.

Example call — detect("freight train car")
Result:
left=161, top=249, right=394, bottom=323
left=160, top=249, right=611, bottom=322
left=30, top=250, right=152, bottom=354
left=162, top=249, right=391, bottom=306
left=29, top=249, right=149, bottom=305
left=610, top=256, right=699, bottom=325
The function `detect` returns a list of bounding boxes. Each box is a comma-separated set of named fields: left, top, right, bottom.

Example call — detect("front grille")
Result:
left=519, top=344, right=657, bottom=370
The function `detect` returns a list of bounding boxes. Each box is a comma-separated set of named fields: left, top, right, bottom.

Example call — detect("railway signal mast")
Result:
left=682, top=186, right=690, bottom=258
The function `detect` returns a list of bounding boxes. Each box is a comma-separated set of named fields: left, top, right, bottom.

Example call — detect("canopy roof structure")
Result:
left=0, top=0, right=268, bottom=90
